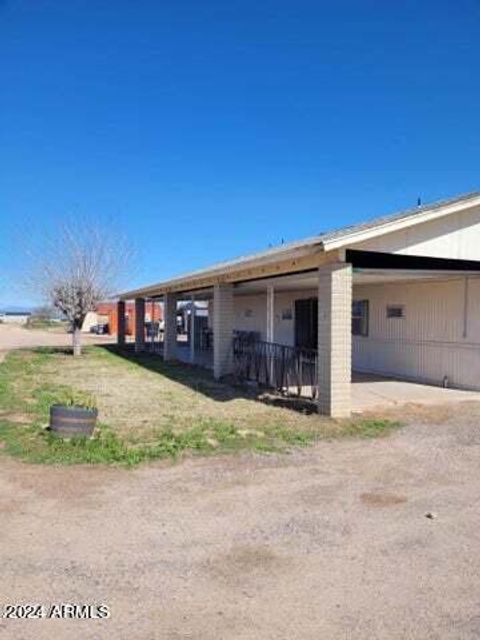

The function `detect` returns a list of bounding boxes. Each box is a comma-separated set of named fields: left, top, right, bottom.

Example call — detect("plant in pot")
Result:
left=49, top=391, right=98, bottom=438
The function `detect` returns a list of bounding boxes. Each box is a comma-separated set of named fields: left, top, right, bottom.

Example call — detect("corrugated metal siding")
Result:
left=353, top=276, right=480, bottom=390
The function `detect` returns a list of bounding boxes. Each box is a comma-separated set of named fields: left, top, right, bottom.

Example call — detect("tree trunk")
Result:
left=72, top=326, right=82, bottom=356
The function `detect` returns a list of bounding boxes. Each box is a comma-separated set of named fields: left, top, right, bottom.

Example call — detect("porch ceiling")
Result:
left=233, top=268, right=480, bottom=294
left=144, top=266, right=480, bottom=299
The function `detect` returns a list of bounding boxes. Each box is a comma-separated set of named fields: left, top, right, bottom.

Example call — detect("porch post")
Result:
left=266, top=285, right=275, bottom=342
left=163, top=292, right=177, bottom=361
left=150, top=298, right=156, bottom=349
left=134, top=297, right=146, bottom=353
left=213, top=283, right=234, bottom=379
left=117, top=300, right=126, bottom=345
left=317, top=263, right=352, bottom=417
left=189, top=297, right=196, bottom=363
left=266, top=285, right=275, bottom=382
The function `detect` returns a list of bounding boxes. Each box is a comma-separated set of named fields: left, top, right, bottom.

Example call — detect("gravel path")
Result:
left=1, top=412, right=480, bottom=639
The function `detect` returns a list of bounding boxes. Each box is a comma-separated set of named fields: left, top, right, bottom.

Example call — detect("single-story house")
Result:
left=119, top=191, right=480, bottom=417
left=0, top=310, right=32, bottom=325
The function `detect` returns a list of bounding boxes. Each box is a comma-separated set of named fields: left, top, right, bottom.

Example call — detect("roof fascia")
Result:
left=119, top=244, right=328, bottom=299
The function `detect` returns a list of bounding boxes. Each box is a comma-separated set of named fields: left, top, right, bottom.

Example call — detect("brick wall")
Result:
left=317, top=263, right=352, bottom=417
left=213, top=284, right=234, bottom=379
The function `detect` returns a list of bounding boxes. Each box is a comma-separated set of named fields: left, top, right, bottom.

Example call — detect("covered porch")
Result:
left=117, top=263, right=349, bottom=416
left=118, top=250, right=480, bottom=417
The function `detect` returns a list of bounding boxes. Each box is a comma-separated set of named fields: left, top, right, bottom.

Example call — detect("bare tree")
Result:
left=26, top=219, right=134, bottom=356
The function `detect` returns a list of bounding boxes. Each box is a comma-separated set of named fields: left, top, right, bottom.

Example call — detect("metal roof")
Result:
left=120, top=191, right=480, bottom=299
left=318, top=191, right=480, bottom=244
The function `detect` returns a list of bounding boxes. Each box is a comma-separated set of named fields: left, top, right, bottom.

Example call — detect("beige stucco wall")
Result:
left=353, top=276, right=480, bottom=390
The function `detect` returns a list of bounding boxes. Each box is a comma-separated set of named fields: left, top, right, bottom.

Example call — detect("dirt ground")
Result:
left=2, top=323, right=480, bottom=638
left=1, top=411, right=480, bottom=639
left=0, top=323, right=113, bottom=361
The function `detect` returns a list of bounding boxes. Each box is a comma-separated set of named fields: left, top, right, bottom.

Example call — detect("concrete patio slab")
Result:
left=352, top=372, right=480, bottom=412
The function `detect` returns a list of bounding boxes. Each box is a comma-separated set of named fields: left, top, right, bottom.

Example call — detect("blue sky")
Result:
left=1, top=0, right=479, bottom=306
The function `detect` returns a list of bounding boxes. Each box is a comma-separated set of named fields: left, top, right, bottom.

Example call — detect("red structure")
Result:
left=96, top=301, right=162, bottom=336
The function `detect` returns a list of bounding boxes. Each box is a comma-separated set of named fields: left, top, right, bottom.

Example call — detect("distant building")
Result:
left=0, top=311, right=32, bottom=325
left=81, top=301, right=163, bottom=335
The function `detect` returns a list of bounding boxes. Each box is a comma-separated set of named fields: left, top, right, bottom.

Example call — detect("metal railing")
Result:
left=144, top=323, right=163, bottom=354
left=232, top=335, right=318, bottom=399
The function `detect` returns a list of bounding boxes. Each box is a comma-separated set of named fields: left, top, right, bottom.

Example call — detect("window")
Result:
left=352, top=300, right=369, bottom=336
left=386, top=305, right=405, bottom=319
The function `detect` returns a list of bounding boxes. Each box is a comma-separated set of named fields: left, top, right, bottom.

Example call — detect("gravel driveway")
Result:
left=0, top=324, right=112, bottom=361
left=1, top=411, right=480, bottom=639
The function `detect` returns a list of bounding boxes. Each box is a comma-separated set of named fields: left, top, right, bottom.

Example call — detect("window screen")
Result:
left=352, top=300, right=369, bottom=336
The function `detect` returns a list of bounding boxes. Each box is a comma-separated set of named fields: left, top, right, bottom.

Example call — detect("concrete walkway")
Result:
left=352, top=371, right=480, bottom=412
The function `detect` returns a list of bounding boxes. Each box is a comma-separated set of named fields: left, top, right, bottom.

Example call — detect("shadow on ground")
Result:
left=99, top=344, right=318, bottom=415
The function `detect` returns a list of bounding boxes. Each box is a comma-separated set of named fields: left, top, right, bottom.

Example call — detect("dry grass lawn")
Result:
left=0, top=345, right=400, bottom=465
left=45, top=346, right=340, bottom=437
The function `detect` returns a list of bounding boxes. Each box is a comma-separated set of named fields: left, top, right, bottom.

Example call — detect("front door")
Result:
left=294, top=298, right=318, bottom=349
